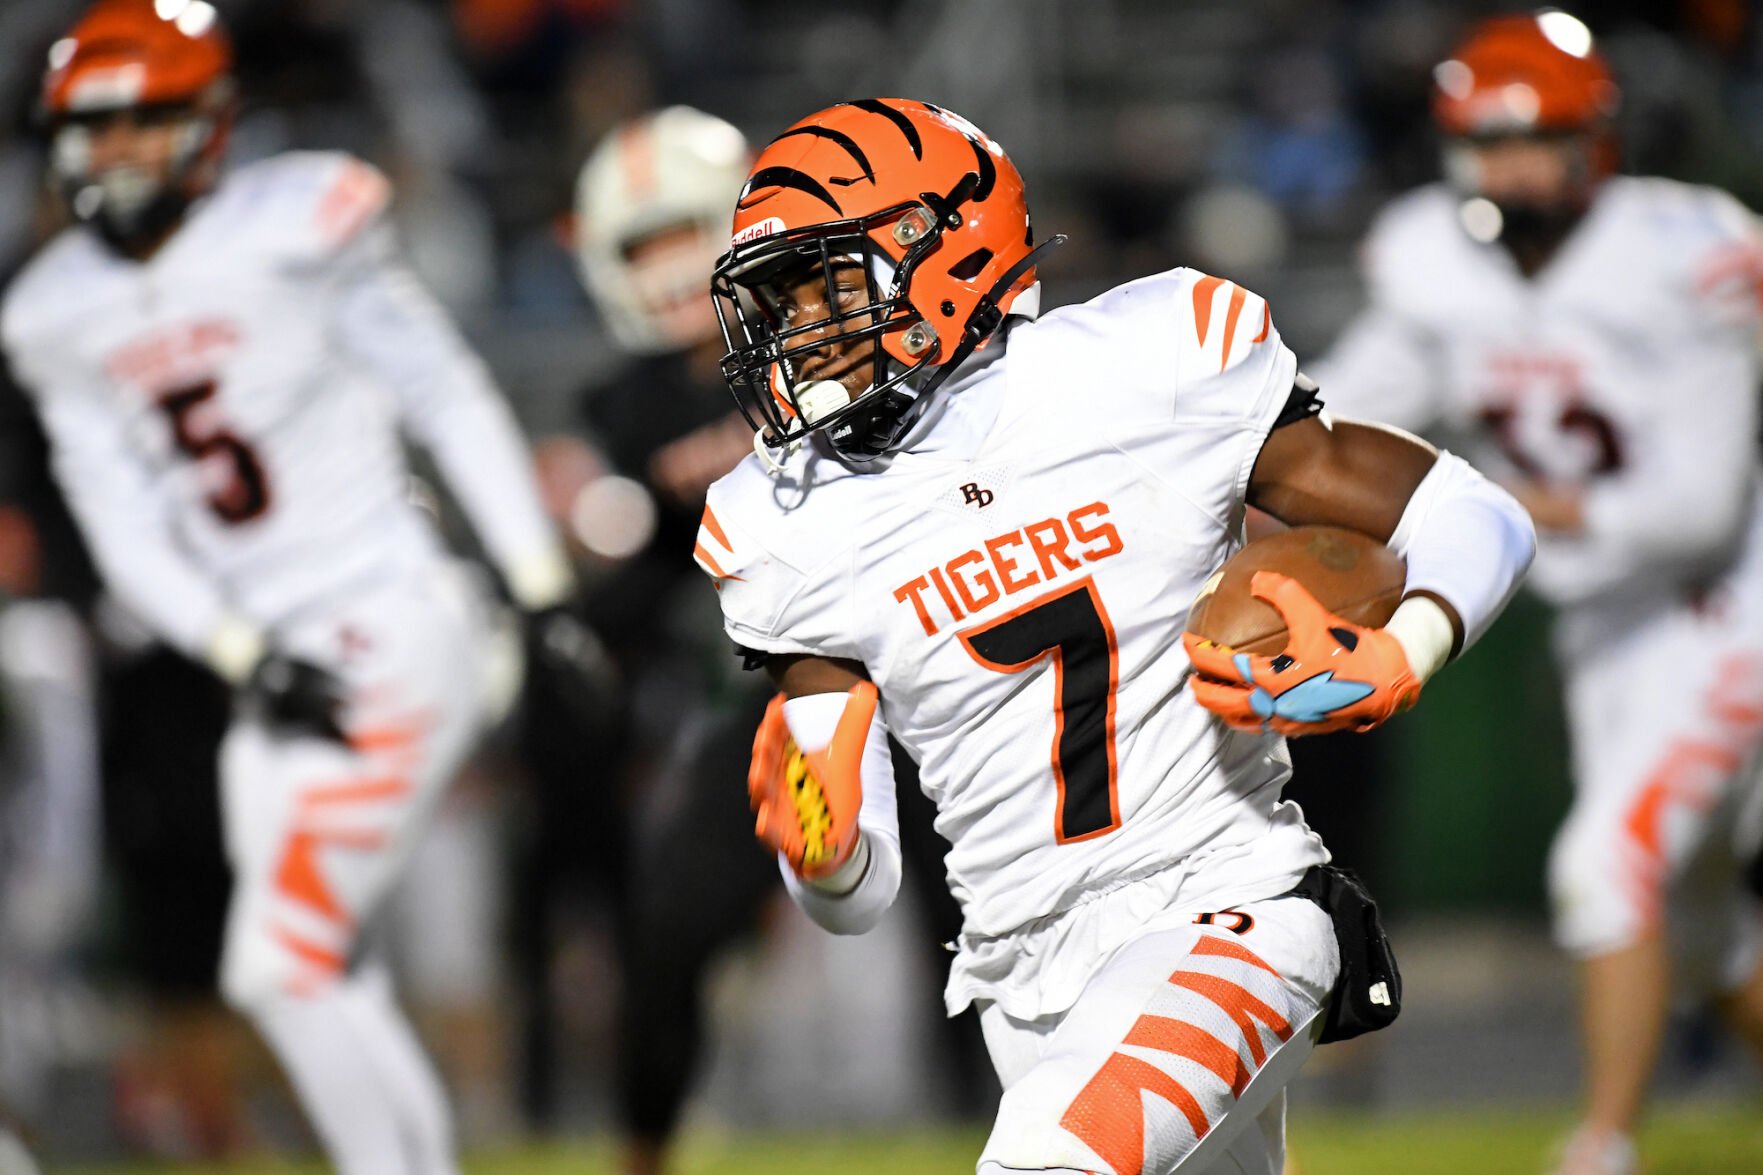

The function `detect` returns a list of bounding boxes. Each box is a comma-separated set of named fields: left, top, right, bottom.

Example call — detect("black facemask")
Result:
left=1490, top=197, right=1585, bottom=263
left=824, top=387, right=926, bottom=459
left=77, top=181, right=194, bottom=256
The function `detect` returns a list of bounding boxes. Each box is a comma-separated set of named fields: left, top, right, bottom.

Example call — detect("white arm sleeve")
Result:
left=29, top=375, right=234, bottom=658
left=775, top=691, right=902, bottom=936
left=329, top=221, right=570, bottom=608
left=1388, top=449, right=1537, bottom=653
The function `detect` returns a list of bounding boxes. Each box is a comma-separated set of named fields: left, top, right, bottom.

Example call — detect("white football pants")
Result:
left=1547, top=537, right=1763, bottom=961
left=217, top=565, right=490, bottom=1175
left=975, top=894, right=1336, bottom=1175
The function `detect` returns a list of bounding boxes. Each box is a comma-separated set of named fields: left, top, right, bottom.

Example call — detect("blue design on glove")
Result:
left=1247, top=671, right=1376, bottom=725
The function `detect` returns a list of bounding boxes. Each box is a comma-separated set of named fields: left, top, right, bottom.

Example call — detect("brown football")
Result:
left=1186, top=526, right=1406, bottom=656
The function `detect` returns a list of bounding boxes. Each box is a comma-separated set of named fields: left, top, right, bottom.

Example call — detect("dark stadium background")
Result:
left=0, top=0, right=1759, bottom=1168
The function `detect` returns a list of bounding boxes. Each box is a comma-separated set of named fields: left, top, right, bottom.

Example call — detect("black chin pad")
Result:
left=1492, top=199, right=1583, bottom=256
left=826, top=388, right=923, bottom=458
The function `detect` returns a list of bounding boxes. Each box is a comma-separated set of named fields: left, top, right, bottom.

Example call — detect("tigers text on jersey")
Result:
left=1315, top=177, right=1763, bottom=610
left=699, top=269, right=1328, bottom=952
left=1, top=151, right=555, bottom=657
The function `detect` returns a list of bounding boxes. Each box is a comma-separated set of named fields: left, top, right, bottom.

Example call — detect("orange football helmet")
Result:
left=1433, top=9, right=1618, bottom=164
left=710, top=98, right=1061, bottom=459
left=40, top=0, right=235, bottom=248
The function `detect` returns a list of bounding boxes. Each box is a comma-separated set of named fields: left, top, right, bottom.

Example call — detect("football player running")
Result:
left=695, top=98, right=1535, bottom=1174
left=1313, top=12, right=1763, bottom=1174
left=572, top=106, right=993, bottom=1173
left=1, top=3, right=573, bottom=1172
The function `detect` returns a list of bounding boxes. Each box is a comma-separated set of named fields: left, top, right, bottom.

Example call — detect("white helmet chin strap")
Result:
left=753, top=426, right=793, bottom=474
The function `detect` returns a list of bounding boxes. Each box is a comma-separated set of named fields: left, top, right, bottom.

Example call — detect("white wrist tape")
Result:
left=779, top=690, right=850, bottom=749
left=804, top=831, right=871, bottom=894
left=204, top=614, right=266, bottom=686
left=1384, top=596, right=1454, bottom=684
left=1388, top=450, right=1536, bottom=653
left=505, top=545, right=575, bottom=612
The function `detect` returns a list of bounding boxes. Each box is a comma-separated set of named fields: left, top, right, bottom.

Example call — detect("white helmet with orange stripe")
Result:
left=573, top=106, right=751, bottom=354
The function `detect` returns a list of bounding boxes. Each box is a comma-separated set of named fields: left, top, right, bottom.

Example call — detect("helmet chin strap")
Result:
left=753, top=425, right=793, bottom=474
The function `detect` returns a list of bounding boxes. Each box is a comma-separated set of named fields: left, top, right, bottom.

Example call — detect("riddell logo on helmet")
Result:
left=730, top=217, right=784, bottom=248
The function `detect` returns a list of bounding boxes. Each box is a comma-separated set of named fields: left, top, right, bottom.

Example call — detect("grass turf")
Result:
left=57, top=1103, right=1763, bottom=1174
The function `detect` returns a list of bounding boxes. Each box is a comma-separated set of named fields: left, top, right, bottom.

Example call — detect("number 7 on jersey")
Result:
left=958, top=576, right=1122, bottom=843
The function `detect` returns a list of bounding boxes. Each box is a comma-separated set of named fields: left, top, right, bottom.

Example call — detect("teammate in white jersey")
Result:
left=0, top=4, right=573, bottom=1172
left=693, top=98, right=1534, bottom=1174
left=1314, top=13, right=1763, bottom=1174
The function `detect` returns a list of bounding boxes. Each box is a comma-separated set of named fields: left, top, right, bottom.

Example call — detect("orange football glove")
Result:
left=747, top=682, right=877, bottom=880
left=1183, top=571, right=1421, bottom=737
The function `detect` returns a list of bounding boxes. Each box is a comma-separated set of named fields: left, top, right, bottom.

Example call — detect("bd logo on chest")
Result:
left=893, top=501, right=1124, bottom=636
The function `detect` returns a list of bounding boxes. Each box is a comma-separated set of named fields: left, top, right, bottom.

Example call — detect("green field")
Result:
left=58, top=1103, right=1763, bottom=1174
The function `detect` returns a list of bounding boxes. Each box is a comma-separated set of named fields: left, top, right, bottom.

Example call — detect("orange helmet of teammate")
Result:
left=1432, top=9, right=1619, bottom=165
left=40, top=0, right=235, bottom=249
left=710, top=98, right=1062, bottom=460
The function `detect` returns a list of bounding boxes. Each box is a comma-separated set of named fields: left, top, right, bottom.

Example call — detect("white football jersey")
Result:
left=1315, top=177, right=1763, bottom=609
left=2, top=152, right=557, bottom=657
left=699, top=269, right=1328, bottom=941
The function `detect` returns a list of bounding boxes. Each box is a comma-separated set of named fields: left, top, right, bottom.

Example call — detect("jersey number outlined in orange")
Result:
left=958, top=575, right=1122, bottom=843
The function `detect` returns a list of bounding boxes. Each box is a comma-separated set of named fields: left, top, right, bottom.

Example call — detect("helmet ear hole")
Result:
left=948, top=248, right=992, bottom=281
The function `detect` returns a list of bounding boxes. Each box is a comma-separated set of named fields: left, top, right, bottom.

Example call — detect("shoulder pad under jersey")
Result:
left=210, top=150, right=392, bottom=265
left=1017, top=267, right=1283, bottom=430
left=1615, top=177, right=1763, bottom=329
left=697, top=456, right=862, bottom=661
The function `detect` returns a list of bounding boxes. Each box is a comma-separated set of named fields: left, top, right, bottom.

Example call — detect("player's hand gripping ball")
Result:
left=748, top=683, right=875, bottom=879
left=1184, top=527, right=1419, bottom=736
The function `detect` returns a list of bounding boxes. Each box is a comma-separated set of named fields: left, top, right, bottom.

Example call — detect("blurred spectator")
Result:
left=1215, top=40, right=1370, bottom=231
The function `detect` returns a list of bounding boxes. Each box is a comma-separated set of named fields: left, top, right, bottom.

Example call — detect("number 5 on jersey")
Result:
left=156, top=379, right=271, bottom=524
left=958, top=576, right=1121, bottom=843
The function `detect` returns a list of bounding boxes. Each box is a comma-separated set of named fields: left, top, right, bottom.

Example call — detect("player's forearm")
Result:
left=1605, top=346, right=1755, bottom=545
left=418, top=387, right=572, bottom=608
left=58, top=480, right=231, bottom=658
left=333, top=245, right=570, bottom=608
left=93, top=551, right=230, bottom=661
left=1575, top=466, right=1754, bottom=588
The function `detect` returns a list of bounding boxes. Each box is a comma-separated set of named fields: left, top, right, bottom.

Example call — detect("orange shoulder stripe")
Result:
left=694, top=541, right=731, bottom=579
left=1217, top=284, right=1249, bottom=371
left=1192, top=274, right=1225, bottom=348
left=701, top=504, right=732, bottom=551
